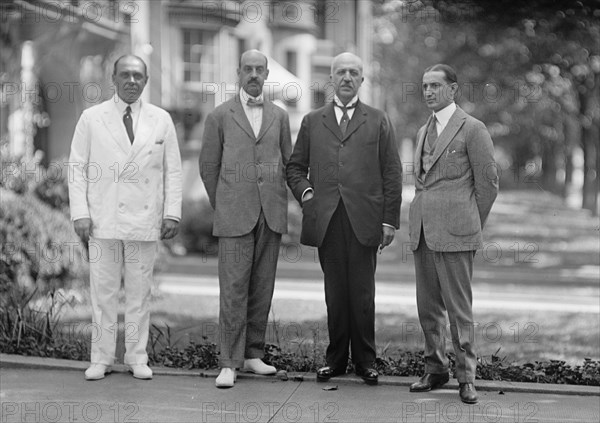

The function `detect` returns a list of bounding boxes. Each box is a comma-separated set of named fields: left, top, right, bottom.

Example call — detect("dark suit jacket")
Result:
left=287, top=101, right=402, bottom=247
left=409, top=106, right=499, bottom=251
left=200, top=96, right=292, bottom=237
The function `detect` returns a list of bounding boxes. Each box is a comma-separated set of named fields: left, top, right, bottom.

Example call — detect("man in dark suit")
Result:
left=287, top=52, right=402, bottom=385
left=408, top=64, right=499, bottom=404
left=200, top=50, right=292, bottom=388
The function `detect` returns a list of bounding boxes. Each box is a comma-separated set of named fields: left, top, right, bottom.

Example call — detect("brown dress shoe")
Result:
left=409, top=373, right=450, bottom=392
left=459, top=383, right=478, bottom=404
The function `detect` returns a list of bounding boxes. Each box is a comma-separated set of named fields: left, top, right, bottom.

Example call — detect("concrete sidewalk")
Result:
left=1, top=355, right=599, bottom=423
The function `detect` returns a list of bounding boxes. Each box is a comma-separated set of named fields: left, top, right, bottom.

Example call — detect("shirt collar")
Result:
left=240, top=88, right=264, bottom=105
left=433, top=102, right=456, bottom=127
left=333, top=95, right=359, bottom=109
left=113, top=94, right=142, bottom=115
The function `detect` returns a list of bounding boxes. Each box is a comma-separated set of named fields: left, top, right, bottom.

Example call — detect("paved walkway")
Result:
left=1, top=355, right=598, bottom=423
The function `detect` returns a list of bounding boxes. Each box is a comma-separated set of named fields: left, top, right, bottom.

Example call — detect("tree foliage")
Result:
left=374, top=0, right=599, bottom=213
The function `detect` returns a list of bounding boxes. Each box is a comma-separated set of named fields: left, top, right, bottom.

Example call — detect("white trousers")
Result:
left=88, top=238, right=157, bottom=366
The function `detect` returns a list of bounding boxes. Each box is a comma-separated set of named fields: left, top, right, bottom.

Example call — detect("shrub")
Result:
left=176, top=198, right=218, bottom=254
left=33, top=158, right=70, bottom=213
left=0, top=188, right=88, bottom=293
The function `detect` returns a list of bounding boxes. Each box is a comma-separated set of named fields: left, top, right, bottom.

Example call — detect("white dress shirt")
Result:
left=432, top=102, right=456, bottom=135
left=113, top=95, right=142, bottom=135
left=240, top=88, right=263, bottom=137
left=333, top=94, right=359, bottom=124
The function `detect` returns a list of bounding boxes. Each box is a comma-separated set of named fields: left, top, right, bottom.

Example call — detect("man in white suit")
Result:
left=68, top=55, right=182, bottom=380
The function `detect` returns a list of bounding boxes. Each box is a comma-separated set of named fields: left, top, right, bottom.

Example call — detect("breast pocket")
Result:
left=441, top=140, right=468, bottom=180
left=147, top=140, right=165, bottom=169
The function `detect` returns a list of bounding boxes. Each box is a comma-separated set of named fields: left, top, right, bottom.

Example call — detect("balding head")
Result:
left=331, top=52, right=363, bottom=75
left=330, top=52, right=364, bottom=105
left=238, top=49, right=269, bottom=97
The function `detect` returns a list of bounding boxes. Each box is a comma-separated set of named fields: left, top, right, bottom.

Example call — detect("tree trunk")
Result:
left=580, top=76, right=600, bottom=216
left=561, top=114, right=580, bottom=199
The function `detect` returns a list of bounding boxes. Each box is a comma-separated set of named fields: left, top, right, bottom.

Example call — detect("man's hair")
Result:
left=113, top=55, right=148, bottom=76
left=424, top=64, right=457, bottom=84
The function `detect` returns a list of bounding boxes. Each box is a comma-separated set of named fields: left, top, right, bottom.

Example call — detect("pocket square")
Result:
left=155, top=139, right=164, bottom=145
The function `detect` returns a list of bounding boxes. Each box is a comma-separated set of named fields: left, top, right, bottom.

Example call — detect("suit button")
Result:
left=338, top=183, right=342, bottom=189
left=340, top=144, right=344, bottom=148
left=339, top=161, right=343, bottom=167
left=119, top=203, right=124, bottom=208
left=257, top=177, right=263, bottom=184
left=144, top=205, right=149, bottom=210
left=145, top=178, right=150, bottom=184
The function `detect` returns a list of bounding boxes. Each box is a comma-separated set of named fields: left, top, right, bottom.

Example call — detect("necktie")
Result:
left=426, top=115, right=438, bottom=148
left=247, top=97, right=264, bottom=107
left=335, top=102, right=356, bottom=135
left=123, top=106, right=134, bottom=144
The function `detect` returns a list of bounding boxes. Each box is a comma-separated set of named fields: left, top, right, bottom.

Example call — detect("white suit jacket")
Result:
left=68, top=98, right=182, bottom=241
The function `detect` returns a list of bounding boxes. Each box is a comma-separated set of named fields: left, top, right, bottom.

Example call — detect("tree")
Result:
left=374, top=0, right=600, bottom=214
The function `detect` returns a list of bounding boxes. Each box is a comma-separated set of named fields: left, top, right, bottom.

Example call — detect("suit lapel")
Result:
left=322, top=103, right=343, bottom=141
left=342, top=101, right=367, bottom=141
left=100, top=103, right=131, bottom=155
left=429, top=107, right=466, bottom=168
left=414, top=114, right=431, bottom=172
left=230, top=96, right=256, bottom=140
left=256, top=100, right=276, bottom=143
left=128, top=103, right=157, bottom=160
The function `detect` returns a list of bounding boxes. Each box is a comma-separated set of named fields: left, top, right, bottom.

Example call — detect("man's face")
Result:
left=112, top=57, right=148, bottom=104
left=238, top=52, right=269, bottom=97
left=331, top=55, right=363, bottom=104
left=422, top=70, right=457, bottom=112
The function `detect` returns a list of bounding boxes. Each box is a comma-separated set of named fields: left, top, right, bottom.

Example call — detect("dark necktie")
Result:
left=426, top=115, right=438, bottom=148
left=247, top=97, right=264, bottom=107
left=335, top=103, right=356, bottom=136
left=123, top=106, right=134, bottom=144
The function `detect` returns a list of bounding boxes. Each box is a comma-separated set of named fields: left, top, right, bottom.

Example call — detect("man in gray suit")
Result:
left=408, top=64, right=499, bottom=404
left=287, top=52, right=402, bottom=385
left=200, top=50, right=292, bottom=388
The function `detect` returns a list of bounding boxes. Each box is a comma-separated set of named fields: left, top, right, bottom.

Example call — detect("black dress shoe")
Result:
left=316, top=366, right=346, bottom=382
left=409, top=373, right=450, bottom=392
left=355, top=367, right=379, bottom=385
left=459, top=383, right=478, bottom=404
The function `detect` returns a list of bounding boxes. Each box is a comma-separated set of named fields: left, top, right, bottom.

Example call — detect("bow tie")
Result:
left=247, top=97, right=264, bottom=107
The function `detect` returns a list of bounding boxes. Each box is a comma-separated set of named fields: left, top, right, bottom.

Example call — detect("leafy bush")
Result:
left=149, top=338, right=600, bottom=386
left=0, top=285, right=89, bottom=360
left=33, top=159, right=70, bottom=213
left=176, top=198, right=217, bottom=254
left=1, top=188, right=88, bottom=292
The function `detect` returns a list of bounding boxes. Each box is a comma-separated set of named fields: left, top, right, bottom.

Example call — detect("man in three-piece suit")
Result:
left=69, top=55, right=182, bottom=381
left=408, top=64, right=498, bottom=404
left=287, top=52, right=402, bottom=385
left=200, top=50, right=292, bottom=388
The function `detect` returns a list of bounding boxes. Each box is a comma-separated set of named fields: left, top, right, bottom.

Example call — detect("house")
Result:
left=2, top=0, right=375, bottom=171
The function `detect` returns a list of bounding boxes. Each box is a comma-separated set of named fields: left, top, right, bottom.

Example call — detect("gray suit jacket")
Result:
left=409, top=106, right=499, bottom=251
left=200, top=96, right=292, bottom=236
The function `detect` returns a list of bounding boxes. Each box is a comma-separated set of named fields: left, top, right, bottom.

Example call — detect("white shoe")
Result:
left=128, top=364, right=153, bottom=380
left=215, top=368, right=236, bottom=388
left=85, top=364, right=111, bottom=380
left=242, top=358, right=276, bottom=375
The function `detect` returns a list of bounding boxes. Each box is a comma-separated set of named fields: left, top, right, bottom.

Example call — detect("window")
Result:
left=182, top=29, right=216, bottom=83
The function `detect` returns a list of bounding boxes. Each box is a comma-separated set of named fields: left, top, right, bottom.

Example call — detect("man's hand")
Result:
left=73, top=218, right=92, bottom=244
left=301, top=189, right=314, bottom=204
left=379, top=225, right=396, bottom=252
left=161, top=218, right=179, bottom=240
